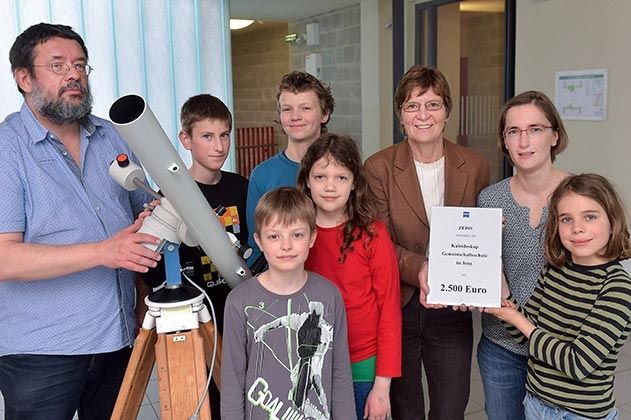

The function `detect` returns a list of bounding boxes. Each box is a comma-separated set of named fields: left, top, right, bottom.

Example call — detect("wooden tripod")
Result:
left=111, top=291, right=222, bottom=420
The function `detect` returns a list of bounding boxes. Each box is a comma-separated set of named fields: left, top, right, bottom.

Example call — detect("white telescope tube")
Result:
left=109, top=94, right=251, bottom=288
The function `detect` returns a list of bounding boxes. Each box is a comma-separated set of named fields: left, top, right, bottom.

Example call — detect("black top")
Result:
left=142, top=171, right=248, bottom=333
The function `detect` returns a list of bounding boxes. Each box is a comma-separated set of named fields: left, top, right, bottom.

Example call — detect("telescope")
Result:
left=108, top=94, right=251, bottom=419
left=109, top=94, right=252, bottom=298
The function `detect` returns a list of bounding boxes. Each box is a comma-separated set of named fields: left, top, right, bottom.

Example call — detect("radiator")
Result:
left=235, top=126, right=276, bottom=178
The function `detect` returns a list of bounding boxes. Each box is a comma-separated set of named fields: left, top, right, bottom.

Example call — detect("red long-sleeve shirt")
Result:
left=305, top=219, right=402, bottom=378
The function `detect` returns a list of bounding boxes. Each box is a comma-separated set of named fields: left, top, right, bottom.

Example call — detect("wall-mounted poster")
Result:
left=555, top=68, right=608, bottom=121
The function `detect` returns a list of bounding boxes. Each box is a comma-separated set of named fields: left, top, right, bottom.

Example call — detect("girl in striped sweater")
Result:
left=486, top=173, right=631, bottom=419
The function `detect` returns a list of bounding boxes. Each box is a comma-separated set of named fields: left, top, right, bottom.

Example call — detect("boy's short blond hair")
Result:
left=180, top=94, right=232, bottom=135
left=254, top=187, right=316, bottom=236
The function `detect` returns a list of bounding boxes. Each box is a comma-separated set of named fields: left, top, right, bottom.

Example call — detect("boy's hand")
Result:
left=363, top=376, right=391, bottom=420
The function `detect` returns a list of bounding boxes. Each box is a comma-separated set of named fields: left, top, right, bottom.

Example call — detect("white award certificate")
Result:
left=427, top=206, right=502, bottom=307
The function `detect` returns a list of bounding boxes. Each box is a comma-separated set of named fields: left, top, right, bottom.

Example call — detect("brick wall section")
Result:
left=231, top=22, right=289, bottom=150
left=288, top=5, right=362, bottom=147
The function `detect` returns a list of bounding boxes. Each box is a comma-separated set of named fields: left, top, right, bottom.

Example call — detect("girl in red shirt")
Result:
left=298, top=133, right=401, bottom=420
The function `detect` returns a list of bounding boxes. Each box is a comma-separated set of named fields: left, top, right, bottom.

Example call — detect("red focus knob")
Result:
left=116, top=153, right=130, bottom=167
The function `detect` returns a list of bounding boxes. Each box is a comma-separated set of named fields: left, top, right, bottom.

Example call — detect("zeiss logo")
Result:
left=462, top=211, right=470, bottom=218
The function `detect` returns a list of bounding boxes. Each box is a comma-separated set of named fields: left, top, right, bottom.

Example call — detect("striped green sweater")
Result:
left=505, top=260, right=631, bottom=419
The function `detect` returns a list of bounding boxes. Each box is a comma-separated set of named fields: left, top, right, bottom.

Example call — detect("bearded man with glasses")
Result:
left=0, top=23, right=162, bottom=420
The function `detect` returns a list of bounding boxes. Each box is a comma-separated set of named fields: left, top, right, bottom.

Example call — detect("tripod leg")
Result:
left=199, top=319, right=222, bottom=389
left=111, top=328, right=158, bottom=420
left=155, top=330, right=211, bottom=419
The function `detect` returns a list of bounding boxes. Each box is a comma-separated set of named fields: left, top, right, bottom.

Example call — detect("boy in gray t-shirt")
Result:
left=221, top=187, right=355, bottom=420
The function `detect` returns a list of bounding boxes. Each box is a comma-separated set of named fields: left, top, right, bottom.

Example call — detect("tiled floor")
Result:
left=3, top=315, right=631, bottom=419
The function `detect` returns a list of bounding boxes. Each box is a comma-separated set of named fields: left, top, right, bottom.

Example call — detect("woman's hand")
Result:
left=418, top=260, right=470, bottom=311
left=418, top=260, right=445, bottom=309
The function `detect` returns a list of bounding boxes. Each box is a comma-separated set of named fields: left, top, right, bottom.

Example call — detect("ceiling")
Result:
left=229, top=0, right=359, bottom=21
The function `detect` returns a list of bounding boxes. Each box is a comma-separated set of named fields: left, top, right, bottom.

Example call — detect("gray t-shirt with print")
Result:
left=221, top=272, right=356, bottom=419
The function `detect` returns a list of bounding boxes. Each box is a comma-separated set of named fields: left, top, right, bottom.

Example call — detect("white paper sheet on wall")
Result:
left=555, top=68, right=608, bottom=121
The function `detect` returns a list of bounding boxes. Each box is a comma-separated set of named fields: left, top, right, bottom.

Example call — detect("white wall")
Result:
left=516, top=0, right=631, bottom=206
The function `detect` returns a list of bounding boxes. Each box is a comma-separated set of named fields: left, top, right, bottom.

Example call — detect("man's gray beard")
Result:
left=31, top=81, right=93, bottom=125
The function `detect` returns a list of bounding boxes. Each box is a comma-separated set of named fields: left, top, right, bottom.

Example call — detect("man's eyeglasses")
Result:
left=402, top=100, right=444, bottom=113
left=503, top=125, right=553, bottom=140
left=32, top=62, right=93, bottom=76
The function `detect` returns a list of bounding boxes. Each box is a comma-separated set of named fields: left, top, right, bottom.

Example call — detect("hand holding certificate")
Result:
left=426, top=206, right=502, bottom=307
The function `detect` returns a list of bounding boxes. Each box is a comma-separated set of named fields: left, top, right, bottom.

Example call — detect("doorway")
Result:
left=393, top=0, right=515, bottom=181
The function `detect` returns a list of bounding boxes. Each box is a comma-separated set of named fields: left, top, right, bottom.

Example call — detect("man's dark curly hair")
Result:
left=10, top=23, right=88, bottom=94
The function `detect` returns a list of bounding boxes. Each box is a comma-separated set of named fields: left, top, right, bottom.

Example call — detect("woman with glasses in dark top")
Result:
left=476, top=90, right=569, bottom=420
left=364, top=65, right=490, bottom=419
